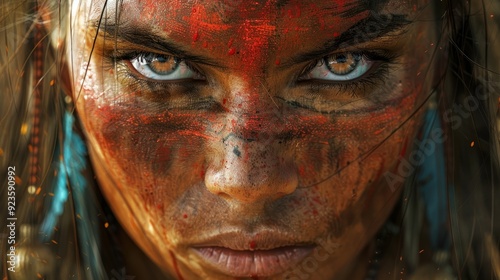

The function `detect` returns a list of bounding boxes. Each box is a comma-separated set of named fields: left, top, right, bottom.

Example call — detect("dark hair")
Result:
left=441, top=1, right=500, bottom=278
left=1, top=0, right=499, bottom=279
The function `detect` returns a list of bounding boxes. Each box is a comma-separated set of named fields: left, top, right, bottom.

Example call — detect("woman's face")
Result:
left=70, top=0, right=439, bottom=279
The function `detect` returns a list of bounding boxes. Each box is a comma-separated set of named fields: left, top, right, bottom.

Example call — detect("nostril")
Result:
left=274, top=191, right=289, bottom=199
left=217, top=192, right=232, bottom=200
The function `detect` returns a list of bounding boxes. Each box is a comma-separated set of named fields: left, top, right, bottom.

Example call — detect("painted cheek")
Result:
left=295, top=89, right=419, bottom=186
left=85, top=102, right=223, bottom=215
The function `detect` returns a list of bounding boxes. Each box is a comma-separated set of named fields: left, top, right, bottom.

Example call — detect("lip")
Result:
left=190, top=230, right=316, bottom=277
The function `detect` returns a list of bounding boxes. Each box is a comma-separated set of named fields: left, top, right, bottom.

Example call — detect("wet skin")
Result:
left=69, top=0, right=442, bottom=279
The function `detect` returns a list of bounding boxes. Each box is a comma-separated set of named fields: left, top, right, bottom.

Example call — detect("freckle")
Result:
left=374, top=128, right=384, bottom=135
left=298, top=166, right=305, bottom=176
left=228, top=48, right=236, bottom=55
left=192, top=31, right=199, bottom=42
left=399, top=138, right=409, bottom=156
left=183, top=214, right=188, bottom=219
left=249, top=240, right=257, bottom=250
left=233, top=146, right=241, bottom=157
left=275, top=59, right=280, bottom=65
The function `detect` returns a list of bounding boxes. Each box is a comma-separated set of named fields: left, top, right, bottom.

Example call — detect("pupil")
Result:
left=149, top=55, right=178, bottom=75
left=335, top=54, right=348, bottom=63
left=155, top=55, right=169, bottom=63
left=325, top=52, right=363, bottom=76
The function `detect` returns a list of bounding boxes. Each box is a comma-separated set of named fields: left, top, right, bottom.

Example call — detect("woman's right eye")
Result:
left=129, top=53, right=204, bottom=81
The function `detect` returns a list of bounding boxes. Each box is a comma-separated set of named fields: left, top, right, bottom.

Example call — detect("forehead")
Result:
left=88, top=0, right=415, bottom=25
left=81, top=0, right=424, bottom=74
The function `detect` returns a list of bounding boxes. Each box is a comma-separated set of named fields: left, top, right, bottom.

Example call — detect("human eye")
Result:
left=99, top=49, right=212, bottom=110
left=286, top=50, right=401, bottom=113
left=128, top=52, right=205, bottom=81
left=300, top=52, right=374, bottom=82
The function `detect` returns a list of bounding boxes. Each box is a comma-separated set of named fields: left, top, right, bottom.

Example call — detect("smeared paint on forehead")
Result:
left=102, top=0, right=373, bottom=75
left=103, top=0, right=382, bottom=27
left=86, top=0, right=420, bottom=82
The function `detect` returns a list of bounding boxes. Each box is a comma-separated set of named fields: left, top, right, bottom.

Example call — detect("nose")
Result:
left=205, top=135, right=298, bottom=203
left=204, top=84, right=298, bottom=204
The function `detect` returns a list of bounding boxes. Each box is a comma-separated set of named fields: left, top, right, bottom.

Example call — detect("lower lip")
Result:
left=193, top=245, right=315, bottom=277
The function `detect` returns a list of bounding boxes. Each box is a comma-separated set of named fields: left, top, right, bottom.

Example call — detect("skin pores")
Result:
left=68, top=0, right=442, bottom=279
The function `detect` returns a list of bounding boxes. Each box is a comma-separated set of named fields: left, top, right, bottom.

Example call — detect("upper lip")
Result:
left=190, top=228, right=316, bottom=250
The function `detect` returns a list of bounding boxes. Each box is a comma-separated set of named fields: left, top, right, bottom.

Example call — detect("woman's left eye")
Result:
left=129, top=53, right=204, bottom=81
left=301, top=52, right=374, bottom=82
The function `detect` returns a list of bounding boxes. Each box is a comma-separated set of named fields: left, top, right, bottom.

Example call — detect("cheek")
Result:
left=298, top=102, right=415, bottom=174
left=83, top=101, right=212, bottom=201
left=293, top=89, right=422, bottom=211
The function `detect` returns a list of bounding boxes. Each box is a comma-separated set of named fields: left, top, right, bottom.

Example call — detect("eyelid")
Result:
left=290, top=50, right=402, bottom=106
left=95, top=25, right=226, bottom=68
left=115, top=51, right=206, bottom=82
left=297, top=50, right=396, bottom=82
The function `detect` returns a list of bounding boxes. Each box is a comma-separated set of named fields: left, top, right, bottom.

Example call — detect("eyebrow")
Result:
left=339, top=0, right=391, bottom=17
left=281, top=13, right=411, bottom=67
left=275, top=0, right=390, bottom=15
left=93, top=11, right=410, bottom=69
left=94, top=23, right=225, bottom=68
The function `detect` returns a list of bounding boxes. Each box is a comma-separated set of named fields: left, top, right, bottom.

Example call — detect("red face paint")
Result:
left=73, top=0, right=436, bottom=279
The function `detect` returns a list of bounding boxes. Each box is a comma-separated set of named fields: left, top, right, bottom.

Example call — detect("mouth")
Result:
left=190, top=231, right=316, bottom=277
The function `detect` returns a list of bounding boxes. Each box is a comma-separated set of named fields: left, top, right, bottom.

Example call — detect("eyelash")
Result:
left=296, top=51, right=397, bottom=96
left=112, top=51, right=205, bottom=84
left=110, top=50, right=397, bottom=97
